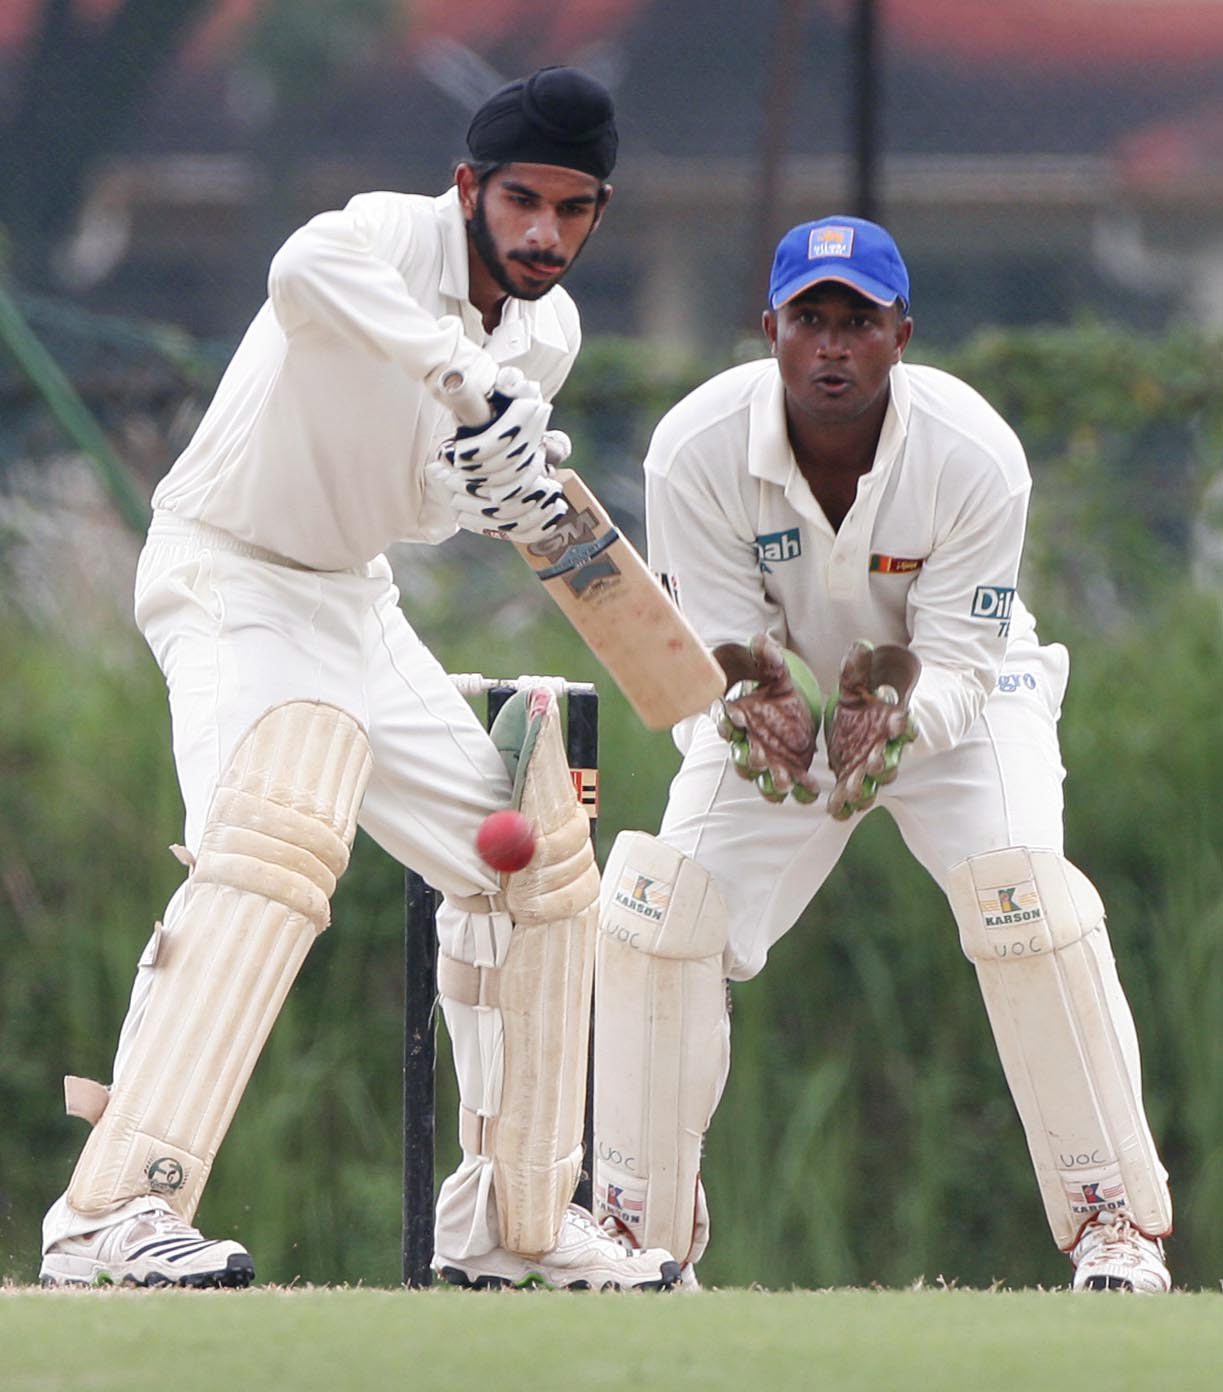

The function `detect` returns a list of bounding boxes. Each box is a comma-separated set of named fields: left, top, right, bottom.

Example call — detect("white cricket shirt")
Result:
left=151, top=187, right=581, bottom=570
left=645, top=358, right=1039, bottom=757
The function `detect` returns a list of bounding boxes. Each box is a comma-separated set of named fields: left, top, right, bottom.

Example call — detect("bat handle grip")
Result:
left=438, top=365, right=529, bottom=429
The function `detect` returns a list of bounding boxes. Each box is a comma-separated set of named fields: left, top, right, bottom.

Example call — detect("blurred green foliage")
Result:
left=3, top=322, right=1223, bottom=1289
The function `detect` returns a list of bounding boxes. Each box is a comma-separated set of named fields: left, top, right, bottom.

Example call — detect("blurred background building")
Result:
left=3, top=0, right=1223, bottom=353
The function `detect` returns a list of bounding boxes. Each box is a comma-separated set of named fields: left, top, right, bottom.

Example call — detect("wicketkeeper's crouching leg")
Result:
left=592, top=831, right=730, bottom=1283
left=431, top=690, right=681, bottom=1290
left=949, top=846, right=1173, bottom=1292
left=41, top=700, right=372, bottom=1287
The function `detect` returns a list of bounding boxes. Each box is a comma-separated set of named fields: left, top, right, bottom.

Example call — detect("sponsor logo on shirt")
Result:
left=971, top=584, right=1015, bottom=636
left=654, top=570, right=681, bottom=607
left=809, top=225, right=854, bottom=259
left=755, top=528, right=802, bottom=573
left=997, top=672, right=1037, bottom=693
left=869, top=554, right=924, bottom=574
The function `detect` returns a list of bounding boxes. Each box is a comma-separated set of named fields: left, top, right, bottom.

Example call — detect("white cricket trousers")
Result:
left=659, top=636, right=1164, bottom=1257
left=44, top=515, right=520, bottom=1259
left=665, top=637, right=1074, bottom=978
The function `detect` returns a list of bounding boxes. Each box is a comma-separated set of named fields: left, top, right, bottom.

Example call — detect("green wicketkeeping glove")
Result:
left=824, top=640, right=920, bottom=819
left=711, top=632, right=823, bottom=804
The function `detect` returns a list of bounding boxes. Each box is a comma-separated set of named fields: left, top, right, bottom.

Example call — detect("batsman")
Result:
left=38, top=67, right=680, bottom=1292
left=593, top=216, right=1173, bottom=1292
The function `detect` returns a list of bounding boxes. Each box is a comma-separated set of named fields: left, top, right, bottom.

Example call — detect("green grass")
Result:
left=2, top=1286, right=1222, bottom=1392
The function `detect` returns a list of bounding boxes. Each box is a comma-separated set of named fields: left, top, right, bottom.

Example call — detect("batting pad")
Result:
left=67, top=701, right=371, bottom=1221
left=438, top=689, right=599, bottom=1255
left=949, top=847, right=1172, bottom=1248
left=594, top=831, right=729, bottom=1264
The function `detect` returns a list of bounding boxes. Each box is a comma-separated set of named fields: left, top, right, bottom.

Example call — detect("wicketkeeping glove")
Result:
left=711, top=632, right=823, bottom=804
left=824, top=639, right=921, bottom=820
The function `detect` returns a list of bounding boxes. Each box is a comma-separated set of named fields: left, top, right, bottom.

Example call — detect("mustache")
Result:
left=507, top=249, right=567, bottom=270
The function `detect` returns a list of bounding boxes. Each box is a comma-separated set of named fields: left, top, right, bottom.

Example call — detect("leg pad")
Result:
left=66, top=701, right=371, bottom=1220
left=948, top=846, right=1171, bottom=1247
left=594, top=831, right=729, bottom=1264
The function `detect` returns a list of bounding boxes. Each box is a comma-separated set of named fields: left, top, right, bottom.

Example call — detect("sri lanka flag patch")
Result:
left=870, top=554, right=925, bottom=574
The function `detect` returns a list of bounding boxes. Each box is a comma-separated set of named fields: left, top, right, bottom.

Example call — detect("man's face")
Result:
left=459, top=162, right=606, bottom=302
left=763, top=283, right=912, bottom=427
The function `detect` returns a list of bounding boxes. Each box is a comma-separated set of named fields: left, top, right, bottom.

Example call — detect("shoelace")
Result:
left=1080, top=1214, right=1150, bottom=1258
left=140, top=1208, right=204, bottom=1241
left=564, top=1205, right=604, bottom=1239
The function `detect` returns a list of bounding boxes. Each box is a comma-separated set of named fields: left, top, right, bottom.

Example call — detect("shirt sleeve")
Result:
left=645, top=442, right=784, bottom=655
left=267, top=192, right=497, bottom=400
left=905, top=475, right=1031, bottom=756
left=535, top=315, right=580, bottom=405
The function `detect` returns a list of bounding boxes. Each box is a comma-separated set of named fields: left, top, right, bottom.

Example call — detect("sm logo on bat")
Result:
left=529, top=507, right=622, bottom=599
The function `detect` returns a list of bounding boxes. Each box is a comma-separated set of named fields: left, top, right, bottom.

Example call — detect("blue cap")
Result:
left=768, top=216, right=910, bottom=312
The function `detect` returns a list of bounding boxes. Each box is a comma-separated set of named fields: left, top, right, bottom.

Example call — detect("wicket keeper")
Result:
left=593, top=216, right=1173, bottom=1293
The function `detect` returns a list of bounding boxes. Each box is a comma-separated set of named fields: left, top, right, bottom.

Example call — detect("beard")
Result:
left=467, top=187, right=590, bottom=302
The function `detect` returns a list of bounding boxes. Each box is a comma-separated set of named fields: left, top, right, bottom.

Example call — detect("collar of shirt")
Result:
left=747, top=361, right=912, bottom=487
left=748, top=361, right=914, bottom=596
left=433, top=186, right=570, bottom=361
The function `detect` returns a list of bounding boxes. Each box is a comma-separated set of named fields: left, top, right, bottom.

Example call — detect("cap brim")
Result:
left=771, top=267, right=903, bottom=310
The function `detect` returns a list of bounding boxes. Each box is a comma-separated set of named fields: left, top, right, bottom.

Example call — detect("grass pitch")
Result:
left=3, top=1285, right=1221, bottom=1392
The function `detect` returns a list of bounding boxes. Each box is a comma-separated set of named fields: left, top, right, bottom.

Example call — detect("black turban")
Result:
left=466, top=66, right=617, bottom=181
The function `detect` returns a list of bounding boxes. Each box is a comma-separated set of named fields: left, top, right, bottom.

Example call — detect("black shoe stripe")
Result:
left=165, top=1241, right=237, bottom=1263
left=128, top=1237, right=226, bottom=1261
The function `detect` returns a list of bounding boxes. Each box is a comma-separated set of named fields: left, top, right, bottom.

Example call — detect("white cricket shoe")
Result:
left=677, top=1263, right=701, bottom=1290
left=1070, top=1212, right=1170, bottom=1293
left=599, top=1212, right=702, bottom=1291
left=432, top=1205, right=681, bottom=1291
left=40, top=1208, right=255, bottom=1289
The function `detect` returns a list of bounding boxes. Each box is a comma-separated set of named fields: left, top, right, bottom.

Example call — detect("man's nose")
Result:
left=524, top=210, right=561, bottom=249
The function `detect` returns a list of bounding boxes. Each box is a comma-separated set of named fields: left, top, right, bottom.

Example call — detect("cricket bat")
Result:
left=514, top=470, right=726, bottom=730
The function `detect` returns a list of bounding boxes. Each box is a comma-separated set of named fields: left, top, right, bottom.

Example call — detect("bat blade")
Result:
left=515, top=470, right=725, bottom=730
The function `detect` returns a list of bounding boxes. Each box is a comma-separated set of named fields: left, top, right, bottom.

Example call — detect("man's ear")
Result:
left=591, top=183, right=614, bottom=231
left=894, top=314, right=914, bottom=361
left=762, top=308, right=778, bottom=354
left=455, top=162, right=480, bottom=218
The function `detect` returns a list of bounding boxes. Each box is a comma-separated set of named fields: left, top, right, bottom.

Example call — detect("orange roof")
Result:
left=860, top=0, right=1223, bottom=67
left=0, top=0, right=646, bottom=61
left=5, top=0, right=1220, bottom=71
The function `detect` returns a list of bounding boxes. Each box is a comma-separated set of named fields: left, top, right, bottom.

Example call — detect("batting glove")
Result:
left=442, top=369, right=553, bottom=489
left=428, top=459, right=569, bottom=543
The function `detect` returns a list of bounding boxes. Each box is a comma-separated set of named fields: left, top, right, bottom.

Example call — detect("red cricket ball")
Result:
left=475, top=809, right=537, bottom=873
